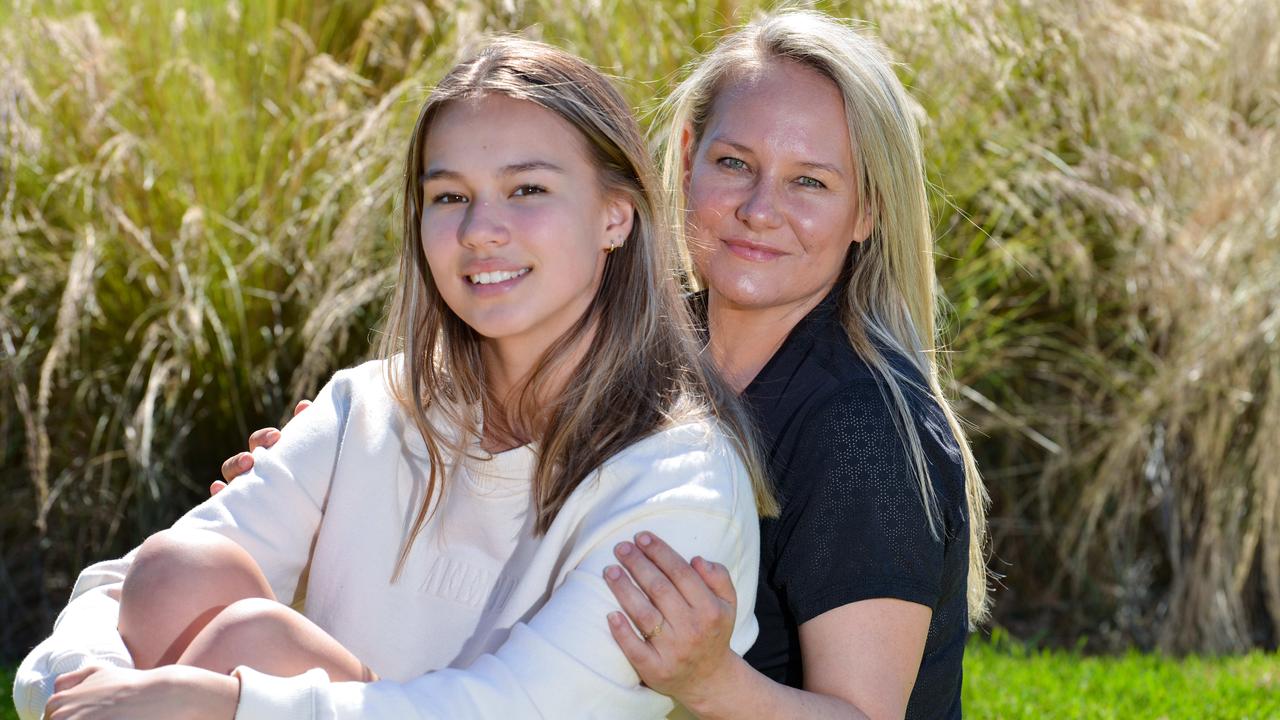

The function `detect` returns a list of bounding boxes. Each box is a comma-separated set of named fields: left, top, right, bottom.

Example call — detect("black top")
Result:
left=701, top=288, right=970, bottom=719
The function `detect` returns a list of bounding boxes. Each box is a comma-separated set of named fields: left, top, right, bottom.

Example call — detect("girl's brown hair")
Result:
left=379, top=37, right=776, bottom=577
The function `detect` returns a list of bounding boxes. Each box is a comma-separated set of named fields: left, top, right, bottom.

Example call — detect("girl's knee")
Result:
left=119, top=529, right=275, bottom=669
left=205, top=597, right=296, bottom=641
left=125, top=528, right=272, bottom=599
left=179, top=598, right=302, bottom=672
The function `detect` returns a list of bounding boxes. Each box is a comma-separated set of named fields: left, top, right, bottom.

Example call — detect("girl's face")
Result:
left=421, top=94, right=633, bottom=356
left=685, top=59, right=872, bottom=313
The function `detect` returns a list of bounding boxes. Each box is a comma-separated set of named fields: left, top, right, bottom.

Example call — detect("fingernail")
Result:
left=637, top=533, right=652, bottom=547
left=239, top=455, right=252, bottom=468
left=608, top=612, right=624, bottom=625
left=268, top=430, right=282, bottom=442
left=605, top=565, right=622, bottom=580
left=692, top=556, right=703, bottom=569
left=616, top=542, right=632, bottom=556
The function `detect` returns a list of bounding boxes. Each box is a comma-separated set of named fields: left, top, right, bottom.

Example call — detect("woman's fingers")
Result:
left=603, top=564, right=667, bottom=642
left=633, top=532, right=713, bottom=605
left=219, top=452, right=254, bottom=483
left=210, top=480, right=227, bottom=497
left=613, top=540, right=691, bottom=619
left=218, top=401, right=307, bottom=486
left=692, top=556, right=737, bottom=608
left=607, top=611, right=660, bottom=677
left=246, top=427, right=281, bottom=452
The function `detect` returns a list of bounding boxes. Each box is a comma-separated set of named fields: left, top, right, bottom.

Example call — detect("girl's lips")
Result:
left=465, top=268, right=531, bottom=297
left=722, top=238, right=785, bottom=262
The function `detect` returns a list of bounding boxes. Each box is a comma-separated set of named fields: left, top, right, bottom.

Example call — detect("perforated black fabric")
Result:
left=723, top=288, right=970, bottom=720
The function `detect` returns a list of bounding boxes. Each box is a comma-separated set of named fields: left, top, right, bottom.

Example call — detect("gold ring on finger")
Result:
left=643, top=620, right=665, bottom=641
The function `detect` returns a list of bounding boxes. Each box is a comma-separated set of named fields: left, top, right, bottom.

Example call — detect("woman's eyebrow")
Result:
left=797, top=160, right=844, bottom=177
left=708, top=137, right=844, bottom=177
left=708, top=137, right=754, bottom=156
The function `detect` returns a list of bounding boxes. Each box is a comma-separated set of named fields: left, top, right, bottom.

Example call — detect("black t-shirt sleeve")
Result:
left=772, top=382, right=948, bottom=626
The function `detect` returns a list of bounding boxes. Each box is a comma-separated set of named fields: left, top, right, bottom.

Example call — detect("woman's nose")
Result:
left=735, top=180, right=784, bottom=230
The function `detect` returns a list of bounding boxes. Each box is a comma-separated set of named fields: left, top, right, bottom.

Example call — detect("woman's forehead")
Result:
left=702, top=60, right=854, bottom=167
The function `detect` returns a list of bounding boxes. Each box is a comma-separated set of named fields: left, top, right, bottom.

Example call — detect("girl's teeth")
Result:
left=469, top=268, right=529, bottom=285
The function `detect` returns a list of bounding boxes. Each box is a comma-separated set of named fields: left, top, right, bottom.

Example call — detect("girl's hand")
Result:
left=45, top=664, right=239, bottom=720
left=212, top=399, right=311, bottom=496
left=603, top=532, right=746, bottom=711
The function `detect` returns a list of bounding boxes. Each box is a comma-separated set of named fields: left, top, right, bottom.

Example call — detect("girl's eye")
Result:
left=796, top=176, right=826, bottom=189
left=432, top=192, right=467, bottom=205
left=512, top=184, right=546, bottom=197
left=717, top=157, right=748, bottom=171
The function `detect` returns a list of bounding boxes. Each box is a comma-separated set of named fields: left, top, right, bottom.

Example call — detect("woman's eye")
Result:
left=432, top=192, right=467, bottom=204
left=796, top=176, right=826, bottom=189
left=717, top=157, right=748, bottom=171
left=512, top=184, right=546, bottom=197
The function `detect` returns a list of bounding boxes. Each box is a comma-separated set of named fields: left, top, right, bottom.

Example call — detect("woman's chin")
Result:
left=705, top=270, right=788, bottom=311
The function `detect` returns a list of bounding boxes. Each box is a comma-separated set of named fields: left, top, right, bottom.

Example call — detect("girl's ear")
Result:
left=602, top=193, right=635, bottom=251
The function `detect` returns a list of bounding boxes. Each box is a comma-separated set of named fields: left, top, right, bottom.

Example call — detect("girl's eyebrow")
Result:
left=501, top=160, right=566, bottom=176
left=422, top=161, right=566, bottom=183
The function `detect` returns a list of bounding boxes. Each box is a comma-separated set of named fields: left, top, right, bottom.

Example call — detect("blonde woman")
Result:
left=15, top=37, right=772, bottom=720
left=217, top=11, right=987, bottom=719
left=595, top=12, right=990, bottom=719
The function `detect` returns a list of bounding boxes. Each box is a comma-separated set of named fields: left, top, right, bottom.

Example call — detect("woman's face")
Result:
left=685, top=59, right=872, bottom=313
left=420, top=94, right=632, bottom=355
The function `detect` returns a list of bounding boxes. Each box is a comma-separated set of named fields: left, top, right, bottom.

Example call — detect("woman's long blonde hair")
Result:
left=658, top=11, right=991, bottom=625
left=378, top=37, right=776, bottom=578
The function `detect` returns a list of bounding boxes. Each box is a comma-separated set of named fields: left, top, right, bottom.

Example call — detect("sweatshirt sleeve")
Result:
left=12, top=367, right=360, bottom=720
left=231, top=426, right=761, bottom=720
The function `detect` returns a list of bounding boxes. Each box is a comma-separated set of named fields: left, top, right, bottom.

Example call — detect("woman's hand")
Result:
left=603, top=531, right=747, bottom=712
left=211, top=400, right=311, bottom=496
left=45, top=664, right=239, bottom=720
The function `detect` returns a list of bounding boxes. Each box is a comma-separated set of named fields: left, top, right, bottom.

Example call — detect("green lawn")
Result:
left=963, top=633, right=1280, bottom=719
left=1, top=666, right=13, bottom=720
left=4, top=637, right=1278, bottom=719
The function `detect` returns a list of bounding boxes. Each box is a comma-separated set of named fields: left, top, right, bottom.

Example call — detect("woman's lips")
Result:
left=722, top=238, right=785, bottom=262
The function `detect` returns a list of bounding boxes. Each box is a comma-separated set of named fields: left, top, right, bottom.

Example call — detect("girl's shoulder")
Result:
left=586, top=416, right=751, bottom=518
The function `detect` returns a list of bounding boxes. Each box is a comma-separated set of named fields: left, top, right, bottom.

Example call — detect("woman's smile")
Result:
left=720, top=237, right=787, bottom=262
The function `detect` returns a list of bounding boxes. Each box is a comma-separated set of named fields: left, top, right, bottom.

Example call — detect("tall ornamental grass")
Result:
left=1, top=0, right=1277, bottom=661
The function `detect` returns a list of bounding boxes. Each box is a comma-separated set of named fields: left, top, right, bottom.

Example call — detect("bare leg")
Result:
left=118, top=528, right=275, bottom=669
left=178, top=597, right=377, bottom=682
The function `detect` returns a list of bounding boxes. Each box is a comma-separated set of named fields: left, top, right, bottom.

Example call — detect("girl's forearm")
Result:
left=686, top=655, right=870, bottom=720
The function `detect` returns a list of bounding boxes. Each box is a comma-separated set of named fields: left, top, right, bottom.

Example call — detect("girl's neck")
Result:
left=478, top=327, right=594, bottom=453
left=706, top=287, right=830, bottom=394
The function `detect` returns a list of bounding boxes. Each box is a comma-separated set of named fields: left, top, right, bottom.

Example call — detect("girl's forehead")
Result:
left=421, top=95, right=591, bottom=169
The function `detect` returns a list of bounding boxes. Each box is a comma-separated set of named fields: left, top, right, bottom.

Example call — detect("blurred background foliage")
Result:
left=1, top=0, right=1278, bottom=664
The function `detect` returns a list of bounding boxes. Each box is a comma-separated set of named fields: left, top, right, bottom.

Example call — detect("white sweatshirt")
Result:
left=13, top=359, right=760, bottom=719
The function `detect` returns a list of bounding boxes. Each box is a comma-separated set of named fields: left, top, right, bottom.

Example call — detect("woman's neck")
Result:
left=706, top=288, right=830, bottom=394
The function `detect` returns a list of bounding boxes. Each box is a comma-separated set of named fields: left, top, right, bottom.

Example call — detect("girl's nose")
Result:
left=458, top=200, right=510, bottom=249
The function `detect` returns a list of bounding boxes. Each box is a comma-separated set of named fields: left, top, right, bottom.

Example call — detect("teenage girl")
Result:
left=16, top=37, right=772, bottom=720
